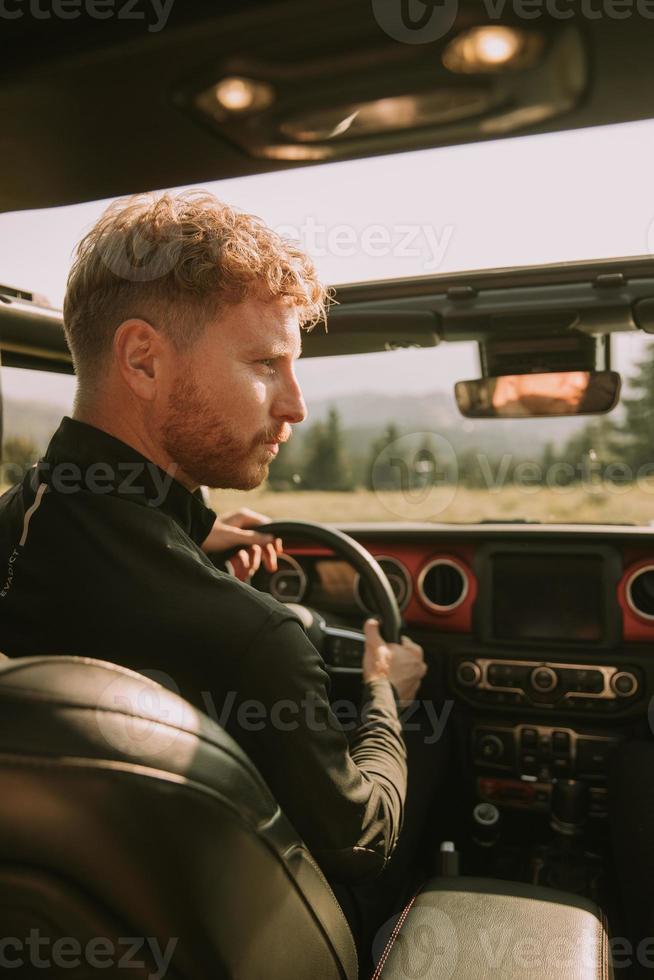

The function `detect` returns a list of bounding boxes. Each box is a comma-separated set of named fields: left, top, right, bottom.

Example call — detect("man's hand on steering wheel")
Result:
left=362, top=619, right=427, bottom=707
left=201, top=507, right=283, bottom=580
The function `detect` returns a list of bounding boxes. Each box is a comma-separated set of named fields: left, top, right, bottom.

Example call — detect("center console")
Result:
left=447, top=543, right=647, bottom=829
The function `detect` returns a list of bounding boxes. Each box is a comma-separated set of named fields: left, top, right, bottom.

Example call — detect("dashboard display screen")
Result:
left=492, top=554, right=604, bottom=643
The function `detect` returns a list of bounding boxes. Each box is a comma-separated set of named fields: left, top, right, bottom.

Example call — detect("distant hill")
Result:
left=2, top=387, right=605, bottom=463
left=301, top=390, right=594, bottom=460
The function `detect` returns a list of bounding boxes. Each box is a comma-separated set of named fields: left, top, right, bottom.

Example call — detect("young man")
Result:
left=0, top=191, right=432, bottom=944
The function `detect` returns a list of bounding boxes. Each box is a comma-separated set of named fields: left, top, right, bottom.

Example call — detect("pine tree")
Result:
left=267, top=439, right=301, bottom=491
left=412, top=433, right=438, bottom=489
left=620, top=339, right=654, bottom=470
left=301, top=407, right=353, bottom=490
left=365, top=422, right=405, bottom=491
left=556, top=416, right=624, bottom=486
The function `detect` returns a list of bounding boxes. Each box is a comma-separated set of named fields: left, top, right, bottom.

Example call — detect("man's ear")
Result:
left=113, top=318, right=167, bottom=401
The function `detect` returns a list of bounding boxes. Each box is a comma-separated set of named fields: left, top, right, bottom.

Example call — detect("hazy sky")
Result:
left=2, top=117, right=654, bottom=406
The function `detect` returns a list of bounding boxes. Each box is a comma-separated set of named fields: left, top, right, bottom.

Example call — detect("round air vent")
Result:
left=354, top=556, right=412, bottom=614
left=626, top=565, right=654, bottom=621
left=250, top=554, right=307, bottom=604
left=418, top=558, right=469, bottom=612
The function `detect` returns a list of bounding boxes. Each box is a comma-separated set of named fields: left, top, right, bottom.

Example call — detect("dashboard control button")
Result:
left=530, top=666, right=558, bottom=693
left=457, top=661, right=481, bottom=687
left=573, top=669, right=604, bottom=694
left=478, top=734, right=504, bottom=762
left=552, top=757, right=570, bottom=776
left=611, top=671, right=639, bottom=698
left=552, top=731, right=570, bottom=754
left=520, top=753, right=538, bottom=777
left=577, top=739, right=616, bottom=777
left=538, top=734, right=552, bottom=759
left=521, top=728, right=538, bottom=749
left=487, top=663, right=505, bottom=686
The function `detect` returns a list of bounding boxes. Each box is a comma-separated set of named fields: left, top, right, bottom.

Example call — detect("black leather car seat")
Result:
left=0, top=656, right=358, bottom=979
left=0, top=655, right=613, bottom=979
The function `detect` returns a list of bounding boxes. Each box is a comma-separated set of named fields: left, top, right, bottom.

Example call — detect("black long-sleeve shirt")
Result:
left=0, top=417, right=407, bottom=883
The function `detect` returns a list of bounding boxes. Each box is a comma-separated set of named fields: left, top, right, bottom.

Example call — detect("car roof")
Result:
left=2, top=1, right=654, bottom=212
left=3, top=254, right=654, bottom=371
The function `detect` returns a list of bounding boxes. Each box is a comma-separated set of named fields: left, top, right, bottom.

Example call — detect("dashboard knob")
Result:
left=610, top=671, right=638, bottom=698
left=457, top=661, right=481, bottom=688
left=530, top=666, right=558, bottom=693
left=478, top=734, right=504, bottom=762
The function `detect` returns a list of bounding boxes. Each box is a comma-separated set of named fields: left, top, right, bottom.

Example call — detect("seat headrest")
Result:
left=0, top=655, right=279, bottom=824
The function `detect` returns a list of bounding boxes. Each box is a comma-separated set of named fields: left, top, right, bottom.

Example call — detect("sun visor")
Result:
left=301, top=310, right=441, bottom=358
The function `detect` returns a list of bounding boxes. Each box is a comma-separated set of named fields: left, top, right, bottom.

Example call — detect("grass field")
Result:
left=209, top=481, right=654, bottom=525
left=3, top=480, right=653, bottom=525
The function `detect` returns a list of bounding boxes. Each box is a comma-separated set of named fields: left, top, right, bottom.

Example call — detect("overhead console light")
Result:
left=443, top=25, right=543, bottom=73
left=279, top=89, right=493, bottom=143
left=212, top=76, right=275, bottom=117
left=186, top=25, right=584, bottom=162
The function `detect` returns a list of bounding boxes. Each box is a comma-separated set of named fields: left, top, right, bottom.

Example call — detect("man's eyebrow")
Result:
left=248, top=343, right=302, bottom=359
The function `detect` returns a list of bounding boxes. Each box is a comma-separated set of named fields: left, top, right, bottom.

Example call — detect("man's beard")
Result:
left=161, top=375, right=285, bottom=490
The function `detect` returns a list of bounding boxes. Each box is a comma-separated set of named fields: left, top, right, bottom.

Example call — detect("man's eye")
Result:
left=258, top=359, right=276, bottom=372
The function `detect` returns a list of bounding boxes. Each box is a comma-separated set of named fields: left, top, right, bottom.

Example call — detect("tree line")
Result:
left=268, top=340, right=654, bottom=492
left=3, top=340, right=654, bottom=493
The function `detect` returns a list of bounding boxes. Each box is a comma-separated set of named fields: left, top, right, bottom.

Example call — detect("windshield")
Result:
left=3, top=119, right=654, bottom=524
left=205, top=331, right=654, bottom=525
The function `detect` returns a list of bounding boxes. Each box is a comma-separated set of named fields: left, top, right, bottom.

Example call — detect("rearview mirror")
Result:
left=454, top=370, right=621, bottom=419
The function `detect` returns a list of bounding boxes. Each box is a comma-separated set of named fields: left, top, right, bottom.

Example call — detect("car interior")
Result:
left=2, top=2, right=654, bottom=978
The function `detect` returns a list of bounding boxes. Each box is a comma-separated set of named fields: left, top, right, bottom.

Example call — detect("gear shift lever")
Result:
left=533, top=779, right=598, bottom=896
left=550, top=779, right=589, bottom=836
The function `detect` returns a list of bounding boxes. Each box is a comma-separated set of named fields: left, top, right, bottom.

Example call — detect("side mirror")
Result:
left=454, top=370, right=621, bottom=419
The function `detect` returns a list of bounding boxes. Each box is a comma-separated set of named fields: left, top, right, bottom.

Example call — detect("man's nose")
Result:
left=275, top=375, right=308, bottom=425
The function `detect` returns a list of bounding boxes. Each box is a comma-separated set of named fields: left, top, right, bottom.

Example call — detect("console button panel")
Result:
left=454, top=657, right=642, bottom=713
left=472, top=722, right=620, bottom=815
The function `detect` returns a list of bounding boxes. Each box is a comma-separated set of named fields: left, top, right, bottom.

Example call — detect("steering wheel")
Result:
left=222, top=520, right=402, bottom=671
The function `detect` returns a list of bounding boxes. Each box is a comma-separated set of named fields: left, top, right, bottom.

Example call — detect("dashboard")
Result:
left=251, top=523, right=654, bottom=817
left=252, top=524, right=654, bottom=647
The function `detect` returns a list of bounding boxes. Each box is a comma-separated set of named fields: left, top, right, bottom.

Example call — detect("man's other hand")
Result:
left=201, top=507, right=283, bottom=580
left=362, top=619, right=427, bottom=707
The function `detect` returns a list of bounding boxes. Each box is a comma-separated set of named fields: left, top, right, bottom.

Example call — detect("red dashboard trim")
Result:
left=286, top=541, right=478, bottom=631
left=620, top=553, right=654, bottom=642
left=286, top=540, right=654, bottom=642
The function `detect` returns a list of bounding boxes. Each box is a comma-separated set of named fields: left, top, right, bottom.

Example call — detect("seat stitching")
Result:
left=282, top=842, right=352, bottom=939
left=371, top=892, right=417, bottom=980
left=600, top=906, right=610, bottom=979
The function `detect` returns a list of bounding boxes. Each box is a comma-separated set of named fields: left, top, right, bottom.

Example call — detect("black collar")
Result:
left=40, top=417, right=216, bottom=546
